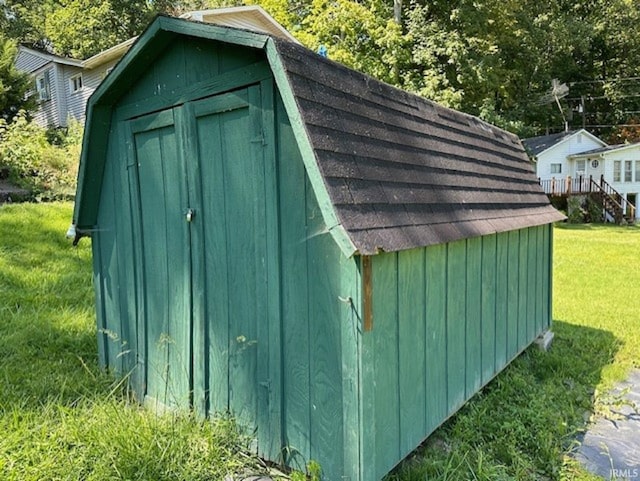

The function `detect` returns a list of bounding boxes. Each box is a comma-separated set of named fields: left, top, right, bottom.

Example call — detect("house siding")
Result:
left=15, top=50, right=50, bottom=73
left=62, top=65, right=90, bottom=123
left=602, top=149, right=640, bottom=218
left=536, top=132, right=604, bottom=182
left=32, top=65, right=60, bottom=127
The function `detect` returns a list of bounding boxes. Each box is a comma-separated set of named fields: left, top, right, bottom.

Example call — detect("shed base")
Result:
left=534, top=330, right=555, bottom=351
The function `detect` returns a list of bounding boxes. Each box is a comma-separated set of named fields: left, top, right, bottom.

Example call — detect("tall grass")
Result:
left=0, top=202, right=264, bottom=480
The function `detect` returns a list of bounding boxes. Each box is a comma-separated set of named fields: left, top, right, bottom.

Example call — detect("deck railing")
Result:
left=538, top=175, right=636, bottom=222
left=538, top=175, right=594, bottom=196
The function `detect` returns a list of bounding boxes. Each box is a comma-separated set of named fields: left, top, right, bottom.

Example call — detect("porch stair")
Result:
left=591, top=177, right=635, bottom=224
left=539, top=174, right=636, bottom=225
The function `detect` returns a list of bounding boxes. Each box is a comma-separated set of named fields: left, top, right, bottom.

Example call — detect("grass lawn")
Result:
left=0, top=202, right=265, bottom=481
left=1, top=202, right=638, bottom=480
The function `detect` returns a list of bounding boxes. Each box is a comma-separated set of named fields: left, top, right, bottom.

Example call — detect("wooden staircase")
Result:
left=539, top=174, right=636, bottom=224
left=594, top=177, right=636, bottom=224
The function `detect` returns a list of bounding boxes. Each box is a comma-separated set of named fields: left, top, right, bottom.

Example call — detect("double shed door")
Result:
left=125, top=84, right=280, bottom=451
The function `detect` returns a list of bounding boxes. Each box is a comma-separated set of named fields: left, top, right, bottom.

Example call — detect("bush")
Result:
left=586, top=195, right=604, bottom=223
left=566, top=196, right=586, bottom=223
left=0, top=111, right=82, bottom=200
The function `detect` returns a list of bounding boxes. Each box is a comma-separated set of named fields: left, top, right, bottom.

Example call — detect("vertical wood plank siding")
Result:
left=94, top=43, right=362, bottom=479
left=366, top=224, right=552, bottom=480
left=275, top=94, right=360, bottom=480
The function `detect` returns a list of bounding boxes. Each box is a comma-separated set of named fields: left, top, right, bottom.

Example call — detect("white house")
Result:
left=522, top=129, right=639, bottom=220
left=569, top=143, right=640, bottom=218
left=15, top=39, right=134, bottom=127
left=16, top=6, right=297, bottom=128
left=522, top=129, right=606, bottom=182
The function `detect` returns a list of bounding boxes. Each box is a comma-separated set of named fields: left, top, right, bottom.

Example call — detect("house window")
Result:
left=625, top=160, right=633, bottom=182
left=576, top=159, right=586, bottom=175
left=550, top=163, right=562, bottom=174
left=635, top=161, right=640, bottom=182
left=70, top=74, right=83, bottom=93
left=35, top=71, right=51, bottom=101
left=614, top=161, right=621, bottom=182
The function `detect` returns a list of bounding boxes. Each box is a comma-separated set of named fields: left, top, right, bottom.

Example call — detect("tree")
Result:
left=0, top=35, right=36, bottom=121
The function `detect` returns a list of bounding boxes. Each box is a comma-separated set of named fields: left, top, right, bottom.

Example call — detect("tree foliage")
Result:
left=0, top=111, right=82, bottom=198
left=0, top=35, right=35, bottom=121
left=2, top=0, right=640, bottom=136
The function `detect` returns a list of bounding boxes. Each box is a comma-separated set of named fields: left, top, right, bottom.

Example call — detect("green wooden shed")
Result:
left=72, top=15, right=564, bottom=481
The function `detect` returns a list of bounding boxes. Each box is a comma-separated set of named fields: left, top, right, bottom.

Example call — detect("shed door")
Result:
left=191, top=90, right=271, bottom=430
left=127, top=85, right=278, bottom=450
left=128, top=108, right=192, bottom=409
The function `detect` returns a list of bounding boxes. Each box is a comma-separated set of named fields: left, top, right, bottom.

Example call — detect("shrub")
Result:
left=0, top=111, right=82, bottom=200
left=566, top=196, right=585, bottom=223
left=586, top=195, right=604, bottom=223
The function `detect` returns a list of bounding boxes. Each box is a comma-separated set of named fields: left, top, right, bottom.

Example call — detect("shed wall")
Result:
left=90, top=36, right=361, bottom=481
left=361, top=224, right=552, bottom=480
left=275, top=96, right=361, bottom=479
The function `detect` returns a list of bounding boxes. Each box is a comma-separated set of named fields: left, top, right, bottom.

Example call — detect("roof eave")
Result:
left=82, top=37, right=136, bottom=69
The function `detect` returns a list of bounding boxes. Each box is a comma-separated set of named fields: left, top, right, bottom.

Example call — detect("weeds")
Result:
left=0, top=202, right=264, bottom=480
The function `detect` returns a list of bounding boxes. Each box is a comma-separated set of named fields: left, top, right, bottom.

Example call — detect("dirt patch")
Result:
left=0, top=180, right=30, bottom=203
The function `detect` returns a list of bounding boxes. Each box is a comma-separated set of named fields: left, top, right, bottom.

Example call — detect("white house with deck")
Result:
left=523, top=129, right=639, bottom=221
left=15, top=6, right=297, bottom=128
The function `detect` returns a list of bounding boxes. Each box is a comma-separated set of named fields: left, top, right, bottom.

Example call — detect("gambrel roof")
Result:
left=74, top=16, right=563, bottom=256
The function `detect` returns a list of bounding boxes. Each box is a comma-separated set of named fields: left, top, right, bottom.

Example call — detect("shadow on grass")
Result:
left=387, top=320, right=620, bottom=480
left=555, top=222, right=640, bottom=231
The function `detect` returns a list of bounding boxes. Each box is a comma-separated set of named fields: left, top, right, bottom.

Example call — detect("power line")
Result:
left=570, top=76, right=640, bottom=85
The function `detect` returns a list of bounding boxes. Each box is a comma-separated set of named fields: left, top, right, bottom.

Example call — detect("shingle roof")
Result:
left=274, top=39, right=564, bottom=254
left=521, top=130, right=579, bottom=157
left=74, top=17, right=564, bottom=256
left=569, top=142, right=640, bottom=157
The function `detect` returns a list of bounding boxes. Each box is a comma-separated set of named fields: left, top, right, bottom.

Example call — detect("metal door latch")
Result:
left=185, top=208, right=195, bottom=222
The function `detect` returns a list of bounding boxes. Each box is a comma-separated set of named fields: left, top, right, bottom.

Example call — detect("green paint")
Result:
left=424, top=243, right=448, bottom=434
left=79, top=17, right=558, bottom=481
left=480, top=234, right=497, bottom=384
left=371, top=252, right=400, bottom=479
left=465, top=237, right=482, bottom=397
left=398, top=249, right=426, bottom=455
left=447, top=240, right=466, bottom=411
left=264, top=38, right=357, bottom=258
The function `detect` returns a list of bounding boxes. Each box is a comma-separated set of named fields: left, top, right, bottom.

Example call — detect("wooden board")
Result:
left=481, top=234, right=497, bottom=384
left=398, top=249, right=426, bottom=454
left=424, top=243, right=448, bottom=433
left=446, top=240, right=466, bottom=411
left=128, top=111, right=191, bottom=409
left=371, top=252, right=401, bottom=478
left=506, top=230, right=520, bottom=360
left=465, top=237, right=482, bottom=397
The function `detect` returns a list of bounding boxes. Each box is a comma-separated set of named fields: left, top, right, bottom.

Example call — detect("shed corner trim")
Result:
left=264, top=38, right=357, bottom=259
